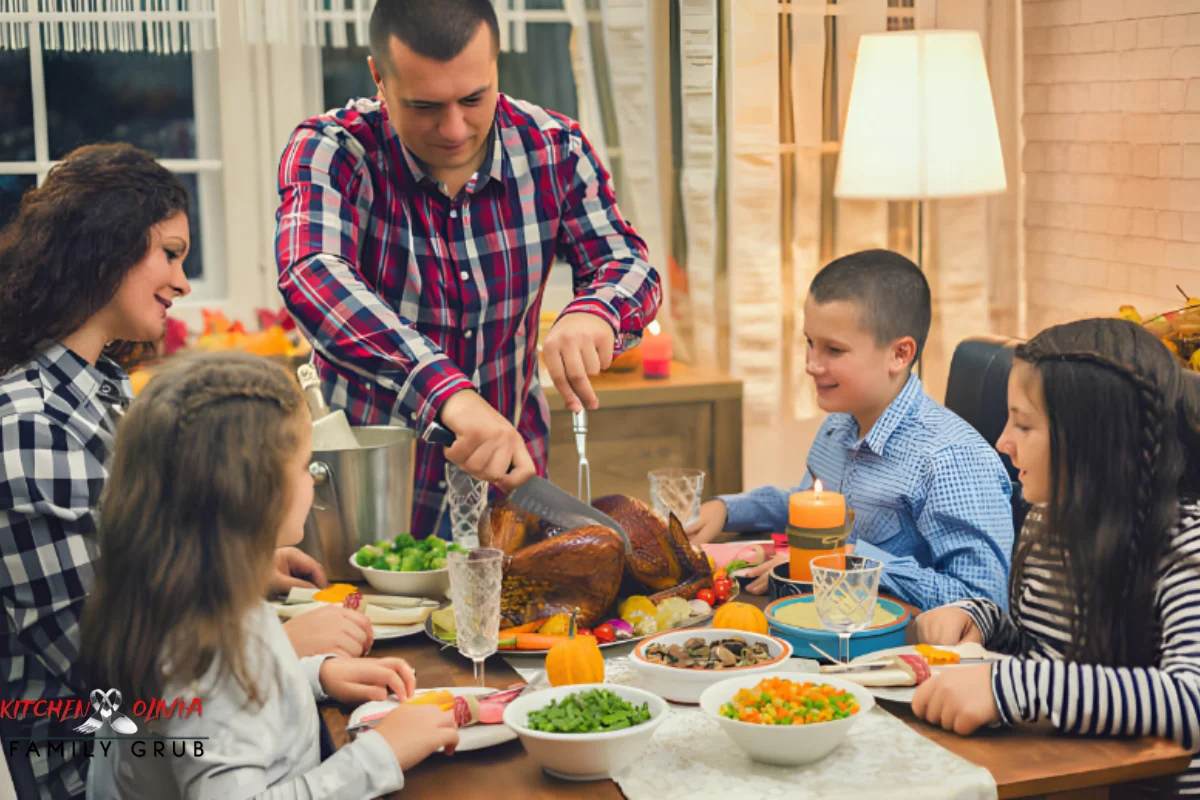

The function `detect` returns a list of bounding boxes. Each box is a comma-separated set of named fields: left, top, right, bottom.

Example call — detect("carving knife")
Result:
left=422, top=422, right=632, bottom=553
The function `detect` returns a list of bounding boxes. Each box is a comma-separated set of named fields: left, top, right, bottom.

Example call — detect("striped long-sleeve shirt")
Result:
left=953, top=501, right=1200, bottom=794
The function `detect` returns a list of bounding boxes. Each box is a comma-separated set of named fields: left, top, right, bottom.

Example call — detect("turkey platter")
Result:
left=480, top=494, right=716, bottom=629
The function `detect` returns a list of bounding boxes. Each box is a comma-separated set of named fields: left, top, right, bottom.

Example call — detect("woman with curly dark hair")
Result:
left=0, top=142, right=192, bottom=800
left=0, top=144, right=192, bottom=375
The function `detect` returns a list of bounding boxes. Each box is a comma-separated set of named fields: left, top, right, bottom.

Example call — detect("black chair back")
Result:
left=943, top=335, right=1029, bottom=538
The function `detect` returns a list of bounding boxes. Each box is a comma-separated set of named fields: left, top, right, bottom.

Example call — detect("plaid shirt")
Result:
left=0, top=344, right=130, bottom=800
left=276, top=94, right=661, bottom=537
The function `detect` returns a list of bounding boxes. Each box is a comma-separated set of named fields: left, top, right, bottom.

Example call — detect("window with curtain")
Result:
left=0, top=38, right=226, bottom=300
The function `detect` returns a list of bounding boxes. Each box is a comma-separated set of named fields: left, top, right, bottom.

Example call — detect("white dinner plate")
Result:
left=269, top=601, right=426, bottom=641
left=348, top=687, right=519, bottom=752
left=845, top=643, right=1009, bottom=703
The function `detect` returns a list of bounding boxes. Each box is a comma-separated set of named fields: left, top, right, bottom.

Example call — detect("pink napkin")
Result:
left=701, top=540, right=779, bottom=569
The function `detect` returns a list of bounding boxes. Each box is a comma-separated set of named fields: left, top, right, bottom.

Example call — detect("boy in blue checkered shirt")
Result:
left=687, top=250, right=1013, bottom=610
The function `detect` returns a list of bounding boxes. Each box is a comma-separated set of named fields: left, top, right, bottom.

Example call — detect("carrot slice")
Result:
left=497, top=633, right=592, bottom=650
left=497, top=620, right=545, bottom=638
left=312, top=583, right=359, bottom=603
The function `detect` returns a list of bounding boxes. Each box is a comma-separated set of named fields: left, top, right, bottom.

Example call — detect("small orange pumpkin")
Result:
left=712, top=601, right=769, bottom=635
left=545, top=610, right=605, bottom=687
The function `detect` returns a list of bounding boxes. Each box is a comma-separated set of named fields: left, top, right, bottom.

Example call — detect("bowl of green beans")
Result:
left=502, top=684, right=669, bottom=781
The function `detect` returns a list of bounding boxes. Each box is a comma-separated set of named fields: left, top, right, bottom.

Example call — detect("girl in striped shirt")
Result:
left=914, top=317, right=1200, bottom=794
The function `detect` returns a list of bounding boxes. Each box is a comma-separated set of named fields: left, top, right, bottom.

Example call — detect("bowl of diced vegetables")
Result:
left=502, top=685, right=669, bottom=781
left=698, top=673, right=873, bottom=766
left=350, top=534, right=465, bottom=598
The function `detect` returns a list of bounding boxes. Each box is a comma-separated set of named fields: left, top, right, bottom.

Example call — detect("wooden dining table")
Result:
left=321, top=591, right=1193, bottom=800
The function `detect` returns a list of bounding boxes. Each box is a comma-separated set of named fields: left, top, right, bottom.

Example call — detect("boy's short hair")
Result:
left=809, top=249, right=931, bottom=364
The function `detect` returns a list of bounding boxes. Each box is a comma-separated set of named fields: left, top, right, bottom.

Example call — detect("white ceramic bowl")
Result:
left=502, top=683, right=669, bottom=781
left=628, top=628, right=793, bottom=704
left=698, top=672, right=874, bottom=766
left=348, top=555, right=450, bottom=598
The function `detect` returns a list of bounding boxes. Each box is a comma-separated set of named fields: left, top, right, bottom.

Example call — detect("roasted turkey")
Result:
left=479, top=494, right=715, bottom=629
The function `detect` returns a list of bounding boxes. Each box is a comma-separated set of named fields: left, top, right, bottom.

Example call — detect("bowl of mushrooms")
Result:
left=628, top=628, right=793, bottom=704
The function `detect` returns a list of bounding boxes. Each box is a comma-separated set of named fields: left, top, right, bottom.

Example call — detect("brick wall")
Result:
left=1023, top=0, right=1200, bottom=332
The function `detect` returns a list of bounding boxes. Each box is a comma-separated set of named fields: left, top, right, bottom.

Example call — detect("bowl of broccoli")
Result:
left=349, top=534, right=465, bottom=597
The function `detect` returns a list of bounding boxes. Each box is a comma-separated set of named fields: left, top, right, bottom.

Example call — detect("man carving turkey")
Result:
left=276, top=0, right=661, bottom=538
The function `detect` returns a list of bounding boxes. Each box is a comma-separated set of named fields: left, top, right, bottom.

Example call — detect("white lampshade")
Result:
left=835, top=30, right=1007, bottom=200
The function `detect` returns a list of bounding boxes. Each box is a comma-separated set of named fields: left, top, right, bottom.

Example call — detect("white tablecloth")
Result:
left=504, top=654, right=998, bottom=800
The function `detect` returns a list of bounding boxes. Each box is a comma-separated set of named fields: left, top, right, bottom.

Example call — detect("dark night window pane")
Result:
left=0, top=50, right=34, bottom=161
left=497, top=23, right=578, bottom=119
left=44, top=50, right=196, bottom=160
left=321, top=45, right=375, bottom=109
left=176, top=173, right=205, bottom=281
left=0, top=174, right=36, bottom=230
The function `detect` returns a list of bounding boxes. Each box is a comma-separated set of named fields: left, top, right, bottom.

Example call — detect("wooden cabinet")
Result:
left=542, top=363, right=744, bottom=506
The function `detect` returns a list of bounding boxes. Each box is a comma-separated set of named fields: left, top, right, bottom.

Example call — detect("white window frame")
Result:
left=0, top=25, right=228, bottom=310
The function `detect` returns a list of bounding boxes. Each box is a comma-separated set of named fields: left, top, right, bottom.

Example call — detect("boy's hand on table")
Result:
left=685, top=500, right=729, bottom=545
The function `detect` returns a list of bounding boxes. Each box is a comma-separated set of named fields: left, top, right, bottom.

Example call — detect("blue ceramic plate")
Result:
left=765, top=594, right=910, bottom=663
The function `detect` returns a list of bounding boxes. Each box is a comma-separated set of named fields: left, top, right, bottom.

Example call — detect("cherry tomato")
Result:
left=713, top=569, right=727, bottom=582
left=593, top=623, right=616, bottom=644
left=577, top=628, right=592, bottom=639
left=696, top=589, right=715, bottom=606
left=713, top=579, right=732, bottom=603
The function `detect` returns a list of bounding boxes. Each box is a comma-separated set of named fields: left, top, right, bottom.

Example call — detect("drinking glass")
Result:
left=647, top=468, right=705, bottom=526
left=447, top=548, right=504, bottom=687
left=445, top=463, right=487, bottom=549
left=810, top=554, right=884, bottom=664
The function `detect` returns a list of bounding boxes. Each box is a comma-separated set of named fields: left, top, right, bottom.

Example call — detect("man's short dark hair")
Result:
left=369, top=0, right=499, bottom=73
left=809, top=249, right=931, bottom=364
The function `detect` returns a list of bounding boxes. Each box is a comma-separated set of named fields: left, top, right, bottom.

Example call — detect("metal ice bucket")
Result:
left=299, top=425, right=417, bottom=582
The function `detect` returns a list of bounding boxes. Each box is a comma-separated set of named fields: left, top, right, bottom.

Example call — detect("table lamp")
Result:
left=834, top=30, right=1008, bottom=376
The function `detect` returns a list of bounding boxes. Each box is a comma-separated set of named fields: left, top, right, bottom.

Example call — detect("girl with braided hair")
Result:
left=913, top=317, right=1200, bottom=794
left=83, top=351, right=458, bottom=800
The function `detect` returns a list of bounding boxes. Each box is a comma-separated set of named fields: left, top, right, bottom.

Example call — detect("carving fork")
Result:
left=573, top=410, right=590, bottom=503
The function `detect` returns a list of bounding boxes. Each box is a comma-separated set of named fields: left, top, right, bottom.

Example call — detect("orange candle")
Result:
left=787, top=479, right=850, bottom=582
left=641, top=320, right=673, bottom=379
